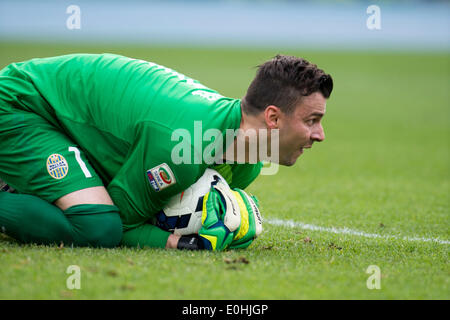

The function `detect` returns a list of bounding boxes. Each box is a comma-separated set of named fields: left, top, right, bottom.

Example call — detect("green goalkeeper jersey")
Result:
left=0, top=53, right=262, bottom=229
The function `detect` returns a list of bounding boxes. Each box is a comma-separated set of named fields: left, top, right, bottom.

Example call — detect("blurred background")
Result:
left=0, top=0, right=449, bottom=50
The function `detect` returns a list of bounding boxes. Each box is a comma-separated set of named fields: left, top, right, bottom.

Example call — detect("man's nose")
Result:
left=311, top=124, right=325, bottom=142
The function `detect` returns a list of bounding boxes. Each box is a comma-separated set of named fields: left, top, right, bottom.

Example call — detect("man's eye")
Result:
left=306, top=119, right=315, bottom=125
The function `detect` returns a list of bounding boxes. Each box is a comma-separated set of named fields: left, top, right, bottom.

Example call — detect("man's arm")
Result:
left=120, top=222, right=178, bottom=249
left=210, top=162, right=263, bottom=190
left=166, top=234, right=181, bottom=248
left=106, top=121, right=203, bottom=249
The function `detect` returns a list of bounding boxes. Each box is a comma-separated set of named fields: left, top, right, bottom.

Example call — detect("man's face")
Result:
left=275, top=92, right=327, bottom=166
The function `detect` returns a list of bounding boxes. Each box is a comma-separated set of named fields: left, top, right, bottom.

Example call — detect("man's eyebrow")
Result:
left=308, top=112, right=324, bottom=117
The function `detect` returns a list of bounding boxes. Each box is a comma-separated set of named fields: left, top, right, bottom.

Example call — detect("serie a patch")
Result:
left=46, top=154, right=69, bottom=179
left=146, top=163, right=176, bottom=192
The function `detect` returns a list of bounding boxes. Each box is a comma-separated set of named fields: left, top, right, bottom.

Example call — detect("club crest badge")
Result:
left=147, top=163, right=176, bottom=192
left=47, top=154, right=69, bottom=179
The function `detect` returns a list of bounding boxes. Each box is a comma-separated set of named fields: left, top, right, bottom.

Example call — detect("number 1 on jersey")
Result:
left=69, top=146, right=92, bottom=178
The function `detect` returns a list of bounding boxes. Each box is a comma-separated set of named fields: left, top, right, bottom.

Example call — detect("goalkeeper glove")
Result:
left=197, top=183, right=263, bottom=251
left=177, top=234, right=206, bottom=250
left=197, top=180, right=241, bottom=251
left=228, top=189, right=263, bottom=249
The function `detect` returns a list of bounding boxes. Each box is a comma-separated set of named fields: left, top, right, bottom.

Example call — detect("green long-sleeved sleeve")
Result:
left=120, top=223, right=171, bottom=249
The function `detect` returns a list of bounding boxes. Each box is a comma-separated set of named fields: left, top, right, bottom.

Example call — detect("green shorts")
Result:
left=0, top=105, right=104, bottom=203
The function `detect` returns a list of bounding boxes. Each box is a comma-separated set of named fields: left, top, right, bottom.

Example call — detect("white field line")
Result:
left=265, top=218, right=450, bottom=245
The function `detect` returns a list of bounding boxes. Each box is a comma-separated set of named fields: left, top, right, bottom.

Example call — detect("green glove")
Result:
left=229, top=189, right=263, bottom=249
left=198, top=181, right=241, bottom=251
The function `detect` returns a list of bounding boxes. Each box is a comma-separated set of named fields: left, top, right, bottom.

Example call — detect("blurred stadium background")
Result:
left=1, top=0, right=448, bottom=51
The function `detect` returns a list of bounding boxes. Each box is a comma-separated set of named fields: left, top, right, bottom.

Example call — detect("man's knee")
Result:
left=86, top=212, right=122, bottom=248
left=55, top=186, right=114, bottom=211
left=64, top=204, right=123, bottom=248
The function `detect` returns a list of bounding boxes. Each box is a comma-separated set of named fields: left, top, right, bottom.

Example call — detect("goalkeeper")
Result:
left=0, top=53, right=332, bottom=250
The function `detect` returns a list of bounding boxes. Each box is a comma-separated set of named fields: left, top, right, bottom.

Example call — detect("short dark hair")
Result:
left=242, top=54, right=333, bottom=115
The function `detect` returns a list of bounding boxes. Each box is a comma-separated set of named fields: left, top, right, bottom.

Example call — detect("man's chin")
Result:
left=280, top=156, right=299, bottom=167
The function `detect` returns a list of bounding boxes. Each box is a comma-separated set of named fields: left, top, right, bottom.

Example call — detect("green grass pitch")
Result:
left=0, top=42, right=448, bottom=299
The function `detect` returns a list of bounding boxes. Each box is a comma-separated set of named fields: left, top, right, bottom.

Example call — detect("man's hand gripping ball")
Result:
left=156, top=168, right=263, bottom=251
left=228, top=189, right=263, bottom=249
left=198, top=181, right=263, bottom=251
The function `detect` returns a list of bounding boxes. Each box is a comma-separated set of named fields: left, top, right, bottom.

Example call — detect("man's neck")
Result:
left=222, top=106, right=265, bottom=163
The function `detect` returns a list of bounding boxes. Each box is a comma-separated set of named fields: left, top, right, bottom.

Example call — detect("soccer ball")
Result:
left=155, top=168, right=227, bottom=235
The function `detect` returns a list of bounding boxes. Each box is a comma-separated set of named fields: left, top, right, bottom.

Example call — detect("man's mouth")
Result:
left=298, top=145, right=312, bottom=155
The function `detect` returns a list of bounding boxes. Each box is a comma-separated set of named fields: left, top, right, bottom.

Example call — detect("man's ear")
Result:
left=264, top=105, right=281, bottom=129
